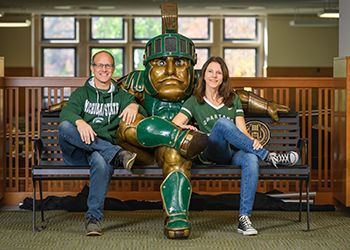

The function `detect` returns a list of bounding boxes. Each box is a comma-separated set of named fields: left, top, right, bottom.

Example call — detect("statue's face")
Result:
left=148, top=57, right=192, bottom=100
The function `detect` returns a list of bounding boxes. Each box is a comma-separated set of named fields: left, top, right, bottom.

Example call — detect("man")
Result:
left=59, top=50, right=141, bottom=236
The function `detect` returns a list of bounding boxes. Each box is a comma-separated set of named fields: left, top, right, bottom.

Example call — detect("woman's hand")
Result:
left=119, top=103, right=139, bottom=124
left=252, top=138, right=263, bottom=150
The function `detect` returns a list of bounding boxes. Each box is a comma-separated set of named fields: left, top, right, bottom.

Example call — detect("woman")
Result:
left=172, top=56, right=298, bottom=236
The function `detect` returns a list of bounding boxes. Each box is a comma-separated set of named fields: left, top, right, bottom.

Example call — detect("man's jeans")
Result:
left=203, top=118, right=270, bottom=216
left=58, top=120, right=121, bottom=220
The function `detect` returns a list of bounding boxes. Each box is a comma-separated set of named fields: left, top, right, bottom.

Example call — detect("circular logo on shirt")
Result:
left=246, top=120, right=270, bottom=146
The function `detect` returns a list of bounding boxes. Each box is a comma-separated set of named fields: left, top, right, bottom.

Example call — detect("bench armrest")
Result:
left=297, top=138, right=308, bottom=165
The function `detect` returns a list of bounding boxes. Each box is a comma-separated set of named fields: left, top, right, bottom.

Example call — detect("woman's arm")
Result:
left=172, top=113, right=198, bottom=131
left=236, top=116, right=263, bottom=150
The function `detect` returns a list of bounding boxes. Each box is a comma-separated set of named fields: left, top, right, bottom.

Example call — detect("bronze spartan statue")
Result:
left=115, top=3, right=289, bottom=239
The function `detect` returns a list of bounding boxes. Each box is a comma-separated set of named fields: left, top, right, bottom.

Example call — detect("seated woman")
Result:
left=172, top=56, right=299, bottom=236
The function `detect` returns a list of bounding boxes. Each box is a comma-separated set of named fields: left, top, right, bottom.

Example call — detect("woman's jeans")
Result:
left=203, top=118, right=270, bottom=216
left=58, top=120, right=121, bottom=220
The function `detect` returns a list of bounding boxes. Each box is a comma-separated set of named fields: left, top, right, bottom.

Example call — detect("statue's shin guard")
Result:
left=136, top=116, right=208, bottom=159
left=161, top=171, right=192, bottom=239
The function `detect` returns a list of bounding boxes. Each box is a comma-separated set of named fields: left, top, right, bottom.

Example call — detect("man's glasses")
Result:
left=92, top=63, right=114, bottom=70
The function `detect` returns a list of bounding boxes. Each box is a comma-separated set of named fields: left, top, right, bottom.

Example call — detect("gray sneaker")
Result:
left=114, top=150, right=137, bottom=170
left=267, top=151, right=299, bottom=168
left=237, top=215, right=258, bottom=236
left=85, top=217, right=102, bottom=236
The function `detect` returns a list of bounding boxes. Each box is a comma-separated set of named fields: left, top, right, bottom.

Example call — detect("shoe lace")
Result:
left=88, top=217, right=99, bottom=225
left=273, top=153, right=291, bottom=164
left=240, top=216, right=252, bottom=228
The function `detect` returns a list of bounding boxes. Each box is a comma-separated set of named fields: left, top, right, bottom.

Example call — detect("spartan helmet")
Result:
left=142, top=3, right=197, bottom=101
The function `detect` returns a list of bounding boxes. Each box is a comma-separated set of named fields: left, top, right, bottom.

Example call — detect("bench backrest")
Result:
left=37, top=111, right=299, bottom=166
left=39, top=111, right=64, bottom=166
left=245, top=113, right=299, bottom=153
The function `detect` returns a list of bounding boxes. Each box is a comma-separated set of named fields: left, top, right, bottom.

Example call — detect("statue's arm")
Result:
left=235, top=89, right=290, bottom=121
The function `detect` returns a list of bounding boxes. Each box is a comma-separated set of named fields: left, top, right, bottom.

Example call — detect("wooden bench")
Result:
left=32, top=111, right=310, bottom=232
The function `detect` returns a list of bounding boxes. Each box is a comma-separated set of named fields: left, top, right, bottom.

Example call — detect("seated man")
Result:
left=58, top=50, right=141, bottom=236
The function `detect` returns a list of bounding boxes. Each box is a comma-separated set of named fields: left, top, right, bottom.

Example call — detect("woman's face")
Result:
left=204, top=62, right=223, bottom=90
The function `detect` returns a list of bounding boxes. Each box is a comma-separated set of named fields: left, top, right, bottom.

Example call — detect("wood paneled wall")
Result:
left=0, top=75, right=348, bottom=205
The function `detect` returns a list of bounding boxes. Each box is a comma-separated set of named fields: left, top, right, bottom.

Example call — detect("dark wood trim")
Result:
left=4, top=67, right=34, bottom=77
left=267, top=67, right=333, bottom=77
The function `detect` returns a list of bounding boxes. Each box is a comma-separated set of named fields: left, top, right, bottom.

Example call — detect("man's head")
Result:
left=142, top=33, right=197, bottom=101
left=90, top=51, right=115, bottom=89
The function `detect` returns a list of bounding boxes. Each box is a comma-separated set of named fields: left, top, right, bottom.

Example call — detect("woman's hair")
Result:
left=193, top=56, right=234, bottom=106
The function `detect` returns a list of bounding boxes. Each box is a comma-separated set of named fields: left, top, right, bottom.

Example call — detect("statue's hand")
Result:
left=267, top=101, right=290, bottom=121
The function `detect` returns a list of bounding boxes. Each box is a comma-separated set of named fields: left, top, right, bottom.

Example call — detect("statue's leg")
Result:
left=117, top=113, right=155, bottom=165
left=156, top=146, right=192, bottom=239
left=137, top=116, right=208, bottom=160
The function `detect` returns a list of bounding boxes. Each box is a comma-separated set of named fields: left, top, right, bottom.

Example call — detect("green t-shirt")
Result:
left=180, top=94, right=244, bottom=134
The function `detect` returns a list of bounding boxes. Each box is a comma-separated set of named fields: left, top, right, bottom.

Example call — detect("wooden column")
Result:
left=0, top=57, right=4, bottom=201
left=333, top=56, right=350, bottom=206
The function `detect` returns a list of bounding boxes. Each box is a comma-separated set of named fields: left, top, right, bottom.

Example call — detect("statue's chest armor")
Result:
left=144, top=94, right=185, bottom=121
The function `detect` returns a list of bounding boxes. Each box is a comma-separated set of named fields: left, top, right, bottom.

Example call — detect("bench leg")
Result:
left=39, top=180, right=45, bottom=223
left=306, top=176, right=310, bottom=231
left=32, top=178, right=46, bottom=232
left=298, top=180, right=302, bottom=222
left=32, top=178, right=37, bottom=232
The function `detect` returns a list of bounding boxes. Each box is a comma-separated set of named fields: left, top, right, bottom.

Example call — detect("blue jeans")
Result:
left=202, top=118, right=270, bottom=216
left=58, top=120, right=121, bottom=220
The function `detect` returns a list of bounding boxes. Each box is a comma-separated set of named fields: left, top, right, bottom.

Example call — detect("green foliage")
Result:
left=91, top=17, right=123, bottom=39
left=134, top=17, right=161, bottom=39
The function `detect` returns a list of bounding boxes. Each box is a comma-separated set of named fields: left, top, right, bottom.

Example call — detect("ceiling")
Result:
left=0, top=0, right=340, bottom=16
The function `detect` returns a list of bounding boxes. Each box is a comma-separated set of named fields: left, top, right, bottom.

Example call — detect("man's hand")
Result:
left=76, top=119, right=97, bottom=144
left=119, top=103, right=139, bottom=124
left=179, top=124, right=198, bottom=131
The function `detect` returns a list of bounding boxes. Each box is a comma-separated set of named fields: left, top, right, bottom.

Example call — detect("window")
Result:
left=223, top=16, right=261, bottom=76
left=42, top=16, right=77, bottom=40
left=42, top=48, right=76, bottom=76
left=37, top=15, right=264, bottom=77
left=133, top=16, right=161, bottom=40
left=224, top=16, right=257, bottom=40
left=179, top=17, right=209, bottom=40
left=224, top=48, right=257, bottom=77
left=90, top=48, right=124, bottom=77
left=195, top=48, right=210, bottom=70
left=91, top=16, right=124, bottom=40
left=133, top=48, right=145, bottom=71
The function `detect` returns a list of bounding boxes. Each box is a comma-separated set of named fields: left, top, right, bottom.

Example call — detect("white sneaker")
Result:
left=267, top=151, right=299, bottom=168
left=237, top=215, right=258, bottom=236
